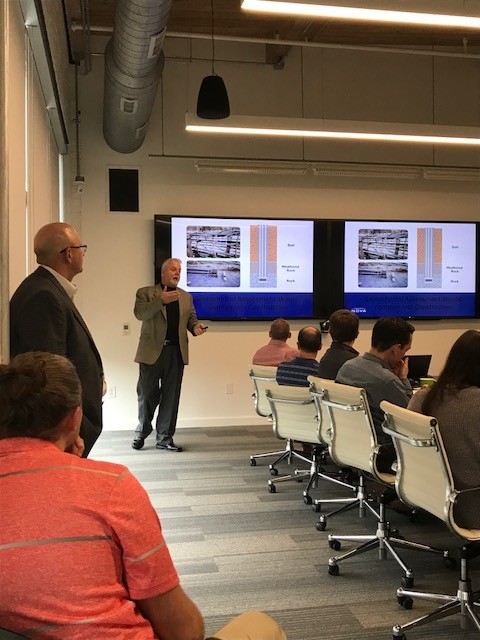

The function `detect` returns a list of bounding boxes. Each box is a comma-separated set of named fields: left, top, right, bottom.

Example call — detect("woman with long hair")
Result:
left=408, top=329, right=480, bottom=528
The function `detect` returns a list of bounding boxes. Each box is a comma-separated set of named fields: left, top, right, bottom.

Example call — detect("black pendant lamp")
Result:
left=196, top=0, right=230, bottom=119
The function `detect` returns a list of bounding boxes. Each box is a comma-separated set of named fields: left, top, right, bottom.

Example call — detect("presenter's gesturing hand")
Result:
left=161, top=285, right=180, bottom=305
left=193, top=323, right=208, bottom=336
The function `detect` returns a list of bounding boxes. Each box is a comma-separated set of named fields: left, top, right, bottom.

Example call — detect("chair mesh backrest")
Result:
left=249, top=366, right=278, bottom=417
left=266, top=385, right=319, bottom=444
left=318, top=379, right=376, bottom=474
left=380, top=401, right=453, bottom=523
left=308, top=375, right=334, bottom=445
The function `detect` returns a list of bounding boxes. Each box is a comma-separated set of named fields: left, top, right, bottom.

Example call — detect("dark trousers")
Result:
left=135, top=344, right=184, bottom=444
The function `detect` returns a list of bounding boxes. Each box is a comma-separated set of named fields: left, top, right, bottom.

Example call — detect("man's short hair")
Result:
left=329, top=309, right=359, bottom=343
left=270, top=318, right=290, bottom=341
left=0, top=352, right=82, bottom=441
left=298, top=326, right=322, bottom=353
left=371, top=316, right=415, bottom=351
left=161, top=258, right=181, bottom=274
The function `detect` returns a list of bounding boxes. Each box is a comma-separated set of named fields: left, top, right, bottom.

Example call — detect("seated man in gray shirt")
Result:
left=336, top=316, right=414, bottom=472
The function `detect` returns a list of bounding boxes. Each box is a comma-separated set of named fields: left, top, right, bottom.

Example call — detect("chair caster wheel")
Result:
left=303, top=494, right=312, bottom=505
left=316, top=519, right=327, bottom=532
left=401, top=575, right=414, bottom=589
left=328, top=564, right=339, bottom=576
left=250, top=458, right=256, bottom=466
left=312, top=502, right=321, bottom=512
left=329, top=539, right=341, bottom=551
left=444, top=556, right=457, bottom=570
left=397, top=595, right=413, bottom=610
left=268, top=483, right=276, bottom=493
left=269, top=467, right=279, bottom=476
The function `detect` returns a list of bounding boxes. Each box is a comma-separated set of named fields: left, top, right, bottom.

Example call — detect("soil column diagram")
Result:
left=417, top=228, right=442, bottom=287
left=250, top=225, right=277, bottom=287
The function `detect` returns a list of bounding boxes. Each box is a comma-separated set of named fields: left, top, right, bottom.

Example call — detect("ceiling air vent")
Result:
left=148, top=28, right=167, bottom=59
left=135, top=122, right=148, bottom=139
left=120, top=97, right=138, bottom=114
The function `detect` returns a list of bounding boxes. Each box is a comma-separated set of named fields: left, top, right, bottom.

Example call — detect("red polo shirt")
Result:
left=0, top=438, right=179, bottom=639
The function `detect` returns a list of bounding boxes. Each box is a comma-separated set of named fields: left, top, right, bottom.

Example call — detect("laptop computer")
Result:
left=407, top=354, right=432, bottom=386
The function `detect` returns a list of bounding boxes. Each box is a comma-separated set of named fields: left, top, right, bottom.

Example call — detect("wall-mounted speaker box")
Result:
left=108, top=168, right=139, bottom=212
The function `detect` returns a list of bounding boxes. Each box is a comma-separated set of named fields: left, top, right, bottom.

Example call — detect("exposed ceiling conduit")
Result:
left=74, top=22, right=480, bottom=61
left=103, top=0, right=172, bottom=153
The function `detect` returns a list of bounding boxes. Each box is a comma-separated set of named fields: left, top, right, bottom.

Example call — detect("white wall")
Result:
left=74, top=38, right=480, bottom=431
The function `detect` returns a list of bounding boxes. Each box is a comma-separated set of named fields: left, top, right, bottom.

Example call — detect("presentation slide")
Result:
left=170, top=217, right=314, bottom=318
left=344, top=221, right=476, bottom=317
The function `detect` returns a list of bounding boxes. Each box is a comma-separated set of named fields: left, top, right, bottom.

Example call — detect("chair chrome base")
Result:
left=249, top=418, right=291, bottom=467
left=261, top=438, right=310, bottom=473
left=249, top=447, right=290, bottom=467
left=314, top=472, right=379, bottom=531
left=327, top=497, right=450, bottom=586
left=393, top=543, right=480, bottom=639
left=267, top=444, right=329, bottom=504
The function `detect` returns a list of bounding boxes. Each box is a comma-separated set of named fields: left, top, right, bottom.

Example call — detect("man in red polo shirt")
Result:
left=253, top=318, right=299, bottom=366
left=0, top=352, right=286, bottom=640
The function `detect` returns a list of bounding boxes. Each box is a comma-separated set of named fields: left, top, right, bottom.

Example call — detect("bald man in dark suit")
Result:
left=10, top=222, right=104, bottom=456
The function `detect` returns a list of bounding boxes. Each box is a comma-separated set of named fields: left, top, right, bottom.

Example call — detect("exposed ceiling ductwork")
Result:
left=103, top=0, right=172, bottom=154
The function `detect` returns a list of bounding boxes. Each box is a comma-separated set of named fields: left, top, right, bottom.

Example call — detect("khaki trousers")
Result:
left=207, top=611, right=287, bottom=640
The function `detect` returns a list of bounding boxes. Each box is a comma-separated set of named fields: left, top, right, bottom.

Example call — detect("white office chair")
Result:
left=321, top=380, right=447, bottom=586
left=307, top=375, right=359, bottom=517
left=248, top=366, right=288, bottom=468
left=312, top=377, right=383, bottom=532
left=381, top=401, right=479, bottom=640
left=265, top=384, right=323, bottom=503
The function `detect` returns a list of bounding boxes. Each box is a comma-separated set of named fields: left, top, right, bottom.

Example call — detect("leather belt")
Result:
left=163, top=339, right=177, bottom=346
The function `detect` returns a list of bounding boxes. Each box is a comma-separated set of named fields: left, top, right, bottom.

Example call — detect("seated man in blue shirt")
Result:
left=336, top=316, right=414, bottom=472
left=276, top=326, right=322, bottom=387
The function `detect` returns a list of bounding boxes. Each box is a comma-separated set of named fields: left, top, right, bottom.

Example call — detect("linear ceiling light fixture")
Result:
left=423, top=167, right=480, bottom=182
left=241, top=1, right=480, bottom=29
left=312, top=163, right=420, bottom=179
left=186, top=114, right=480, bottom=146
left=195, top=159, right=308, bottom=175
left=192, top=159, right=480, bottom=180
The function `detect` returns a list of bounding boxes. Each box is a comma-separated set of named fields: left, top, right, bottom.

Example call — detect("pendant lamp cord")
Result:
left=211, top=0, right=216, bottom=75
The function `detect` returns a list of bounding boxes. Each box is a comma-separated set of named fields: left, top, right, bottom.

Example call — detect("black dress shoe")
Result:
left=132, top=438, right=145, bottom=450
left=156, top=442, right=183, bottom=452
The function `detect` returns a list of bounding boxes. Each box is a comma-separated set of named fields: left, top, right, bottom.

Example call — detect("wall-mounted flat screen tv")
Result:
left=155, top=216, right=479, bottom=320
left=154, top=215, right=331, bottom=320
left=343, top=220, right=478, bottom=318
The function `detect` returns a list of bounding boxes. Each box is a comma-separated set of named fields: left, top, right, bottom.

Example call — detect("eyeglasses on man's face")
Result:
left=60, top=244, right=87, bottom=254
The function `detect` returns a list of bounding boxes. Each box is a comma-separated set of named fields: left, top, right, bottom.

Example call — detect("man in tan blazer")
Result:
left=132, top=258, right=207, bottom=451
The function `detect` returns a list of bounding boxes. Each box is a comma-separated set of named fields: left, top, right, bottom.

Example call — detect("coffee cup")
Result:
left=419, top=377, right=434, bottom=388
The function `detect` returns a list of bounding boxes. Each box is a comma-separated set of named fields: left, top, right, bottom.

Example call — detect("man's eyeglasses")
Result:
left=60, top=244, right=87, bottom=254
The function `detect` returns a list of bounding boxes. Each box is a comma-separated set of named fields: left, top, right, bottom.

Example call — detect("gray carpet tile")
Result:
left=92, top=427, right=480, bottom=640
